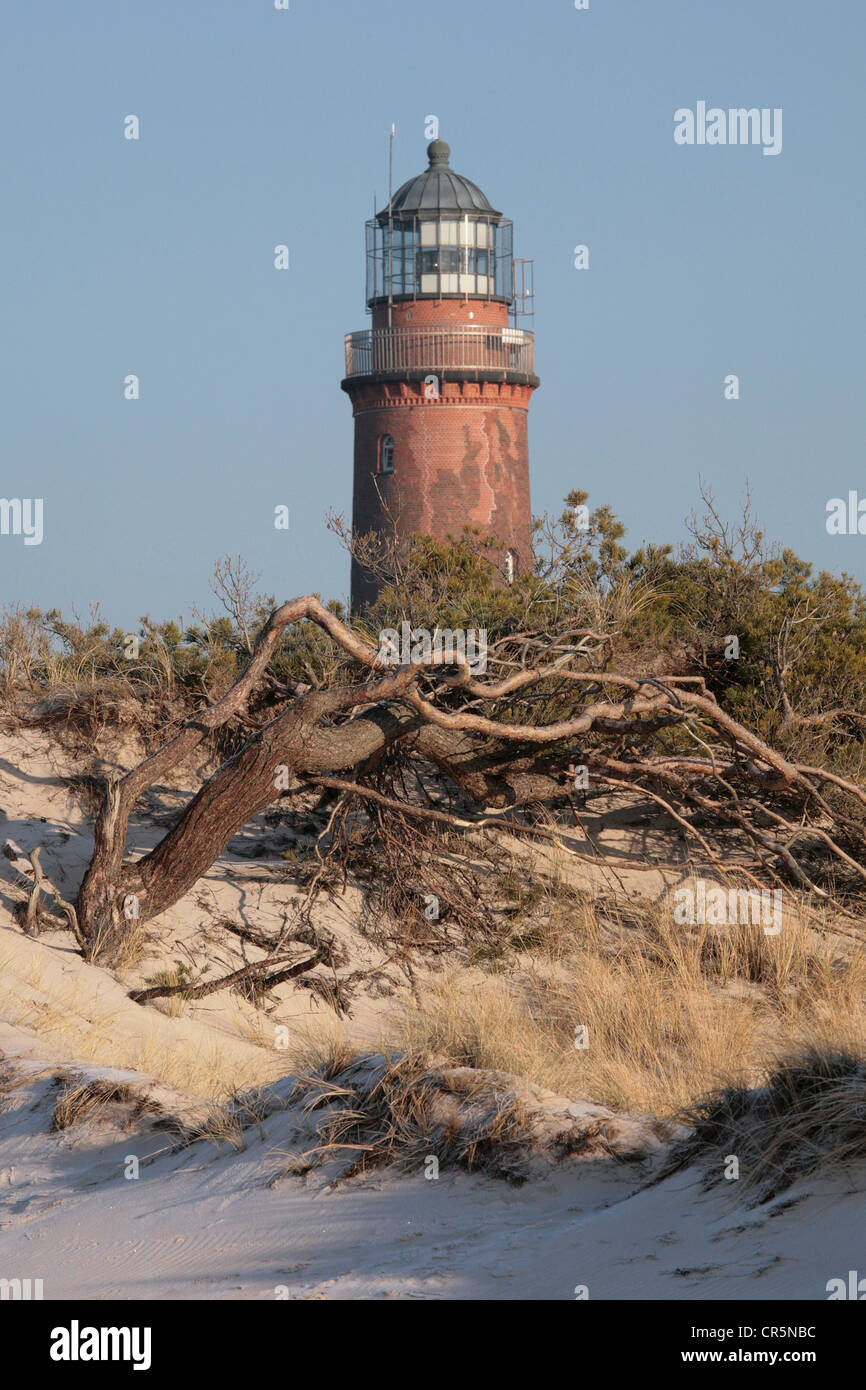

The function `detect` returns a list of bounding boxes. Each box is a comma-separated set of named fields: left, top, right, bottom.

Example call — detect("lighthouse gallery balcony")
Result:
left=343, top=324, right=535, bottom=383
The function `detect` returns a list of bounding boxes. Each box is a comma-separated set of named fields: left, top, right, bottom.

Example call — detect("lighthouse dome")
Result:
left=379, top=141, right=502, bottom=222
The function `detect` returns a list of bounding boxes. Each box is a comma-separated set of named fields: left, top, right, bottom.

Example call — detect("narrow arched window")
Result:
left=505, top=549, right=517, bottom=584
left=379, top=435, right=395, bottom=474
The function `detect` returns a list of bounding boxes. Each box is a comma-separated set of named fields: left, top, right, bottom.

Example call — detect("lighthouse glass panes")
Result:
left=366, top=217, right=514, bottom=304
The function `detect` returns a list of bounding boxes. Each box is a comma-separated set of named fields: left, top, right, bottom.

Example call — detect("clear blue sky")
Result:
left=1, top=0, right=863, bottom=627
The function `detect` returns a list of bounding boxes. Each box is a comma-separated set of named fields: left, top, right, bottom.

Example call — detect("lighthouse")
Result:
left=342, top=139, right=539, bottom=609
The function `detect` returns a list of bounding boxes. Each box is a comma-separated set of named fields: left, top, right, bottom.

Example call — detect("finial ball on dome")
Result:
left=427, top=139, right=451, bottom=168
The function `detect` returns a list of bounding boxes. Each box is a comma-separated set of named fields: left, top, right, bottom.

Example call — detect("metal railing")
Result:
left=344, top=325, right=535, bottom=378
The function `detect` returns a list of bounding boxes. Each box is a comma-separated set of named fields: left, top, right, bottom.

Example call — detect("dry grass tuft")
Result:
left=661, top=1046, right=866, bottom=1201
left=275, top=1051, right=539, bottom=1185
left=387, top=892, right=866, bottom=1118
left=50, top=1078, right=163, bottom=1133
left=183, top=1101, right=249, bottom=1152
left=287, top=1027, right=364, bottom=1083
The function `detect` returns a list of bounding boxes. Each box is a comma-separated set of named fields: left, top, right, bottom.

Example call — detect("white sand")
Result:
left=1, top=723, right=863, bottom=1301
left=1, top=1027, right=862, bottom=1300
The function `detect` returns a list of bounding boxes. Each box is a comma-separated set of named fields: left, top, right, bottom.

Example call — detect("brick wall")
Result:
left=371, top=299, right=508, bottom=330
left=347, top=374, right=535, bottom=609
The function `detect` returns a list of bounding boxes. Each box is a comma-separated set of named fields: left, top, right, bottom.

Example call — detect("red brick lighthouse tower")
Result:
left=342, top=138, right=539, bottom=608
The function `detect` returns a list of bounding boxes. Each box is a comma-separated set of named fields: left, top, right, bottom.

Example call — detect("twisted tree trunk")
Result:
left=72, top=595, right=866, bottom=952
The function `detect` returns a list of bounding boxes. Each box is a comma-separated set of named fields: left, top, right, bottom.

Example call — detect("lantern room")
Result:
left=365, top=139, right=515, bottom=306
